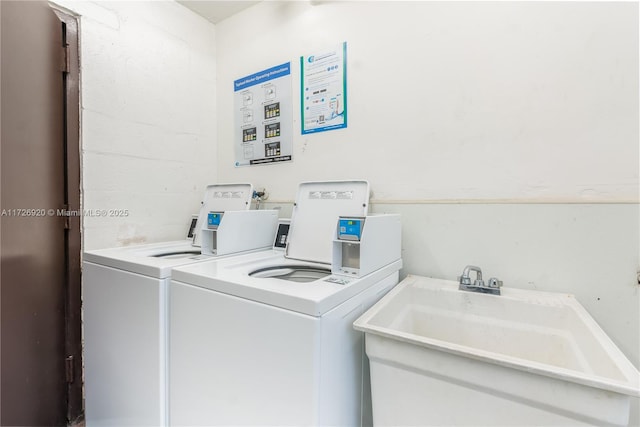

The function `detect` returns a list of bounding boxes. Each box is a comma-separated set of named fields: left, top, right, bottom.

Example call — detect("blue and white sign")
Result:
left=234, top=63, right=291, bottom=91
left=234, top=62, right=292, bottom=167
left=300, top=42, right=347, bottom=134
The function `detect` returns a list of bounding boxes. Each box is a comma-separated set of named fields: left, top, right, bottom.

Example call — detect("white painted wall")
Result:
left=53, top=0, right=217, bottom=250
left=216, top=1, right=638, bottom=203
left=216, top=2, right=640, bottom=424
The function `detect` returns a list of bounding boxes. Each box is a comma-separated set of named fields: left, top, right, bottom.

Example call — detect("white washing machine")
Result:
left=169, top=180, right=403, bottom=426
left=83, top=183, right=279, bottom=427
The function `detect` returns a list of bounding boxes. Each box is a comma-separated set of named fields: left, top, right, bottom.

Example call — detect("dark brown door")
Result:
left=1, top=1, right=82, bottom=425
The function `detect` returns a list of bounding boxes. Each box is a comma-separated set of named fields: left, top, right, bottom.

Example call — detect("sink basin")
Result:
left=353, top=275, right=640, bottom=426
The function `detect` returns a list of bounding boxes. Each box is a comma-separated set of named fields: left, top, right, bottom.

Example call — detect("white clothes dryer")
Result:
left=83, top=183, right=278, bottom=427
left=169, top=180, right=402, bottom=426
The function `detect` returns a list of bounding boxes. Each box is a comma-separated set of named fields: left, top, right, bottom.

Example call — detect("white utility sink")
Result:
left=354, top=275, right=640, bottom=426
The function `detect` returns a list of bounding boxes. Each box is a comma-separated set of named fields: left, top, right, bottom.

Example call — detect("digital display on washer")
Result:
left=338, top=217, right=364, bottom=241
left=273, top=223, right=290, bottom=249
left=187, top=216, right=198, bottom=238
left=207, top=211, right=224, bottom=229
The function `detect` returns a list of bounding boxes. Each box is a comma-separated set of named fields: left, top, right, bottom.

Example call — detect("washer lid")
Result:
left=83, top=240, right=210, bottom=278
left=193, top=183, right=253, bottom=247
left=285, top=180, right=369, bottom=264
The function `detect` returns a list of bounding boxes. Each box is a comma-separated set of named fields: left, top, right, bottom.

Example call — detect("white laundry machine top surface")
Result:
left=84, top=240, right=211, bottom=279
left=171, top=180, right=401, bottom=316
left=172, top=254, right=402, bottom=316
left=83, top=183, right=256, bottom=278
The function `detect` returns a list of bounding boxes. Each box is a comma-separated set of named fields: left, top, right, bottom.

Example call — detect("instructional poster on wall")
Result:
left=300, top=42, right=347, bottom=134
left=234, top=62, right=292, bottom=166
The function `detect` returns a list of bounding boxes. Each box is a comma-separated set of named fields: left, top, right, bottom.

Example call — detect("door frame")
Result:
left=53, top=7, right=83, bottom=423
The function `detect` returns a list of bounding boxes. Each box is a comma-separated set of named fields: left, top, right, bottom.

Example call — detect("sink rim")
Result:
left=354, top=275, right=640, bottom=397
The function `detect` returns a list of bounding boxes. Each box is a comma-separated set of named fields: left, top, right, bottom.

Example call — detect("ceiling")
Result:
left=177, top=1, right=261, bottom=24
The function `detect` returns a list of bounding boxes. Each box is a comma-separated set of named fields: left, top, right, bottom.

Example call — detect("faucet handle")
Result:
left=458, top=275, right=471, bottom=286
left=488, top=277, right=503, bottom=289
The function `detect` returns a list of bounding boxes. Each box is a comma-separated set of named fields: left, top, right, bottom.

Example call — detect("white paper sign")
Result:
left=234, top=63, right=292, bottom=166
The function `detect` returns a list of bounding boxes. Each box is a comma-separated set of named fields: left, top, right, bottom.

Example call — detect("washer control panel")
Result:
left=207, top=211, right=224, bottom=229
left=338, top=217, right=365, bottom=241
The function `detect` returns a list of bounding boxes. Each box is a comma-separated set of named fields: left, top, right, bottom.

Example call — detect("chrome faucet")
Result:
left=459, top=265, right=502, bottom=295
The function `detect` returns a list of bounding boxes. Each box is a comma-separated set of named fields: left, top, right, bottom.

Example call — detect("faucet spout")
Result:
left=459, top=265, right=501, bottom=295
left=461, top=265, right=482, bottom=284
